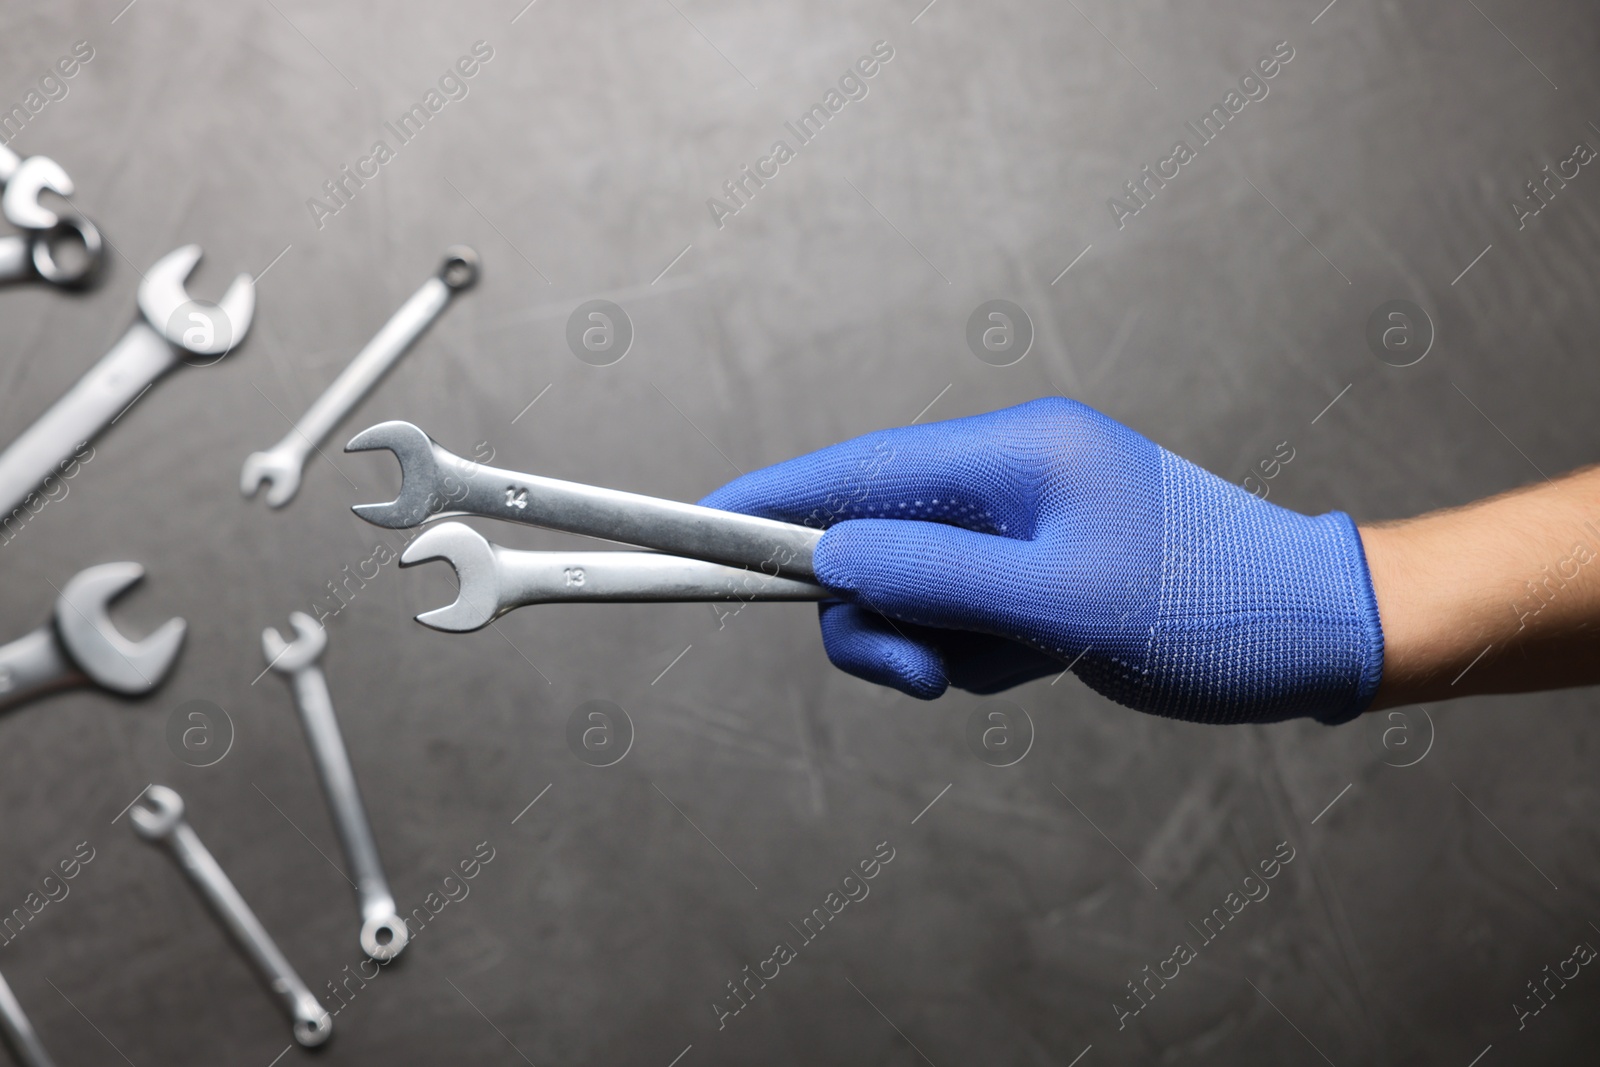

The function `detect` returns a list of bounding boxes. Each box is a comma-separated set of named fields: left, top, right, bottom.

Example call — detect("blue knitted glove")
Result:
left=699, top=397, right=1384, bottom=725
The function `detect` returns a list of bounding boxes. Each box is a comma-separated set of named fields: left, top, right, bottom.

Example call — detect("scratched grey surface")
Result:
left=1, top=1, right=1598, bottom=1064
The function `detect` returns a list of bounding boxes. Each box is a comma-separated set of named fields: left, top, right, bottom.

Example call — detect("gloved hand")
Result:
left=699, top=397, right=1385, bottom=725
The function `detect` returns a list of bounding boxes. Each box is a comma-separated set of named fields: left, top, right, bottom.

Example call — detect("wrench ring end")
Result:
left=360, top=913, right=410, bottom=962
left=438, top=246, right=479, bottom=291
left=294, top=1010, right=334, bottom=1047
left=31, top=216, right=104, bottom=289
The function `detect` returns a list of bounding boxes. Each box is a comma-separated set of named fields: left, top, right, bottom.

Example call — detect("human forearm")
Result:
left=1360, top=466, right=1600, bottom=710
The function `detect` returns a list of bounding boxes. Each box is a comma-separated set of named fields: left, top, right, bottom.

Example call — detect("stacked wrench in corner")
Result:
left=0, top=142, right=104, bottom=291
left=263, top=613, right=409, bottom=961
left=242, top=247, right=479, bottom=508
left=345, top=420, right=828, bottom=627
left=130, top=785, right=333, bottom=1047
left=0, top=246, right=254, bottom=518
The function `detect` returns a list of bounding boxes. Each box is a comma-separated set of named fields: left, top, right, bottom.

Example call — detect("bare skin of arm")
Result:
left=1359, top=465, right=1600, bottom=710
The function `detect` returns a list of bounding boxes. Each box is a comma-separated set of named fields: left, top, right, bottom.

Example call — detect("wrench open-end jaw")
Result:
left=2, top=155, right=74, bottom=232
left=238, top=448, right=303, bottom=509
left=261, top=611, right=327, bottom=675
left=56, top=562, right=186, bottom=696
left=400, top=523, right=520, bottom=632
left=0, top=562, right=185, bottom=711
left=345, top=420, right=450, bottom=529
left=139, top=244, right=256, bottom=358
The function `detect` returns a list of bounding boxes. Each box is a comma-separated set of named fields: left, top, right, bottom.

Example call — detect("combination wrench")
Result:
left=242, top=248, right=479, bottom=507
left=347, top=421, right=824, bottom=580
left=263, top=613, right=408, bottom=961
left=0, top=245, right=255, bottom=519
left=0, top=562, right=185, bottom=711
left=400, top=521, right=825, bottom=631
left=130, top=785, right=332, bottom=1047
left=0, top=969, right=56, bottom=1067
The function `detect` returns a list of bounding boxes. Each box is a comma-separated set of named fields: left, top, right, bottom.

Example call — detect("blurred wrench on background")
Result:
left=0, top=562, right=185, bottom=711
left=131, top=785, right=332, bottom=1047
left=0, top=142, right=104, bottom=289
left=347, top=421, right=824, bottom=580
left=242, top=247, right=479, bottom=508
left=0, top=969, right=56, bottom=1067
left=0, top=245, right=254, bottom=519
left=400, top=522, right=825, bottom=631
left=262, top=613, right=408, bottom=961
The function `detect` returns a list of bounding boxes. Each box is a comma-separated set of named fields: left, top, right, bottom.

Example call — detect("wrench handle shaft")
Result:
left=290, top=667, right=394, bottom=913
left=0, top=970, right=56, bottom=1067
left=0, top=323, right=174, bottom=517
left=443, top=451, right=824, bottom=580
left=166, top=823, right=324, bottom=1029
left=277, top=277, right=453, bottom=461
left=0, top=628, right=80, bottom=711
left=497, top=548, right=826, bottom=607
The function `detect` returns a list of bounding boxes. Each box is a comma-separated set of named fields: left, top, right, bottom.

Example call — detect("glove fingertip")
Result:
left=813, top=518, right=965, bottom=594
left=818, top=603, right=948, bottom=700
left=812, top=524, right=862, bottom=593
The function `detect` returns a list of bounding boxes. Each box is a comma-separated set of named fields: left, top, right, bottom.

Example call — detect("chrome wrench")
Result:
left=262, top=614, right=407, bottom=961
left=0, top=143, right=104, bottom=289
left=400, top=521, right=825, bottom=631
left=0, top=969, right=56, bottom=1067
left=130, top=785, right=332, bottom=1047
left=347, top=422, right=824, bottom=580
left=242, top=247, right=479, bottom=507
left=0, top=246, right=254, bottom=518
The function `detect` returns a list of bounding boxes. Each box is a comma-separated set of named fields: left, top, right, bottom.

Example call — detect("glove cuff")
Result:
left=1077, top=449, right=1388, bottom=726
left=1316, top=510, right=1386, bottom=725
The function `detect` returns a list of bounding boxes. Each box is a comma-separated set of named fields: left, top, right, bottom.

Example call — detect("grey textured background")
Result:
left=2, top=0, right=1598, bottom=1064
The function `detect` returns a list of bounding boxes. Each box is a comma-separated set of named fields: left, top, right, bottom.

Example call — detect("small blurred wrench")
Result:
left=0, top=245, right=254, bottom=518
left=242, top=247, right=478, bottom=508
left=130, top=785, right=332, bottom=1047
left=0, top=969, right=56, bottom=1067
left=0, top=143, right=104, bottom=289
left=0, top=562, right=185, bottom=711
left=347, top=422, right=824, bottom=580
left=263, top=613, right=407, bottom=961
left=400, top=522, right=825, bottom=632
